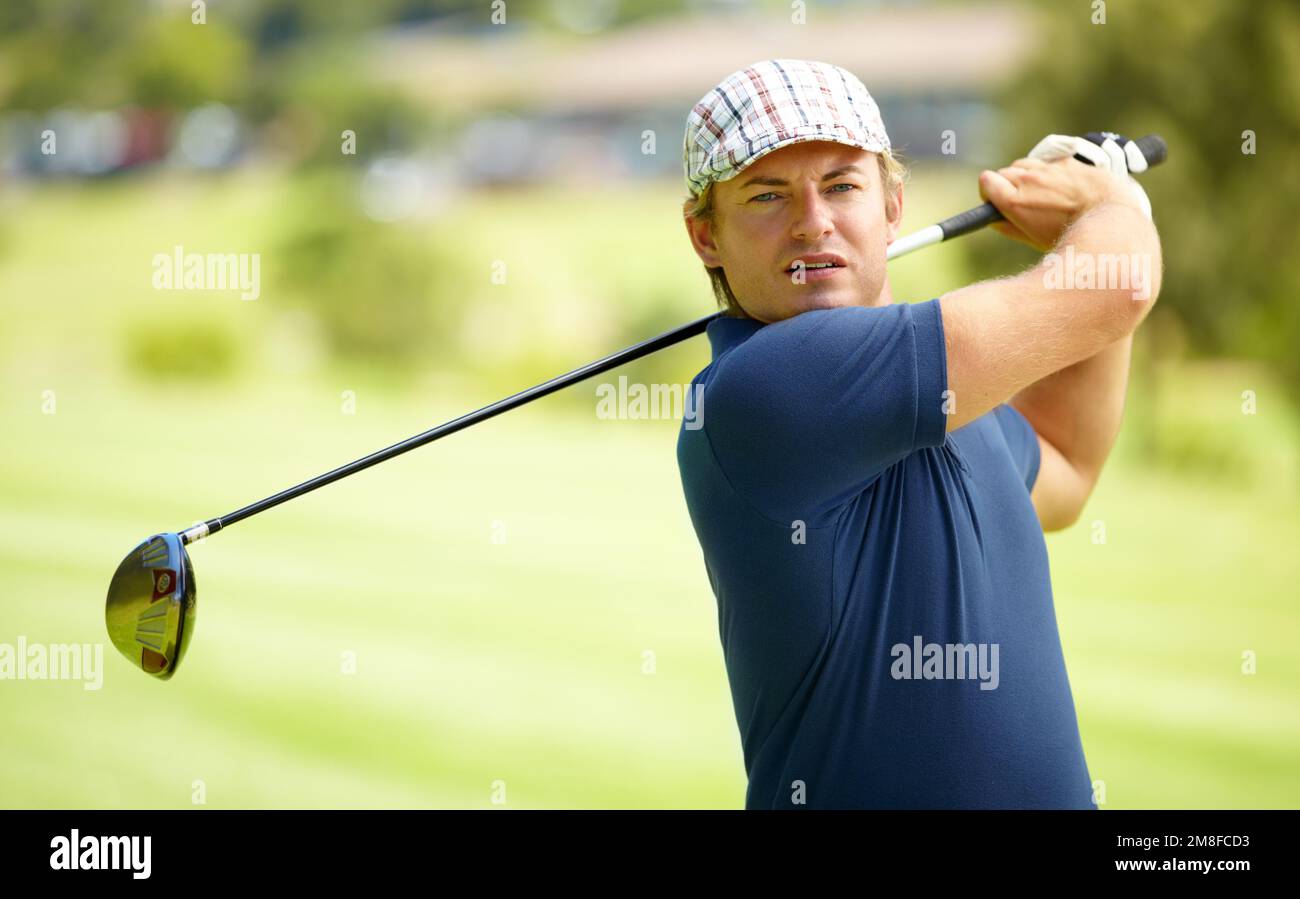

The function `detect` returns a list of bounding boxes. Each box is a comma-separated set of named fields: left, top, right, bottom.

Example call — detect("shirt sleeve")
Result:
left=991, top=403, right=1042, bottom=492
left=702, top=299, right=948, bottom=522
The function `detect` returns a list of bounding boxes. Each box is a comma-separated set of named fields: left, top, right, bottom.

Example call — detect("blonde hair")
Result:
left=683, top=149, right=909, bottom=319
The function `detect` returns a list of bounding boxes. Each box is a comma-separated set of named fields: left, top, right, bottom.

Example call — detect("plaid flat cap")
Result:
left=683, top=59, right=891, bottom=198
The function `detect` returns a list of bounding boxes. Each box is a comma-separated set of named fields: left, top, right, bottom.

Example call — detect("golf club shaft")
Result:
left=179, top=134, right=1168, bottom=545
left=181, top=315, right=717, bottom=542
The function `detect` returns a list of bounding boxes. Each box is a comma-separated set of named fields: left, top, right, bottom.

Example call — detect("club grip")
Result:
left=939, top=204, right=1004, bottom=239
left=1077, top=132, right=1168, bottom=169
left=1133, top=134, right=1168, bottom=167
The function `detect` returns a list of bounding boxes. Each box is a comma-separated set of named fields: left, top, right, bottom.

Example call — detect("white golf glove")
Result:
left=1027, top=131, right=1153, bottom=220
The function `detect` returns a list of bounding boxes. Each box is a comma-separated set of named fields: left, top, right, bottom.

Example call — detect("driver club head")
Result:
left=105, top=532, right=197, bottom=679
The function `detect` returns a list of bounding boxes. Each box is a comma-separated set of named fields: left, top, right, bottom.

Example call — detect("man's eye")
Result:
left=749, top=184, right=858, bottom=203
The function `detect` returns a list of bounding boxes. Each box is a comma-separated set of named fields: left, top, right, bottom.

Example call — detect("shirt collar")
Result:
left=706, top=315, right=764, bottom=360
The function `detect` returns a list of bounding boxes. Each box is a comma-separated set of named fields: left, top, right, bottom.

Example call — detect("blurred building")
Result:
left=371, top=2, right=1039, bottom=184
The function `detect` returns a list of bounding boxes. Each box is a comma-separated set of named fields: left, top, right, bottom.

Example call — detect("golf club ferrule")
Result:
left=180, top=520, right=221, bottom=545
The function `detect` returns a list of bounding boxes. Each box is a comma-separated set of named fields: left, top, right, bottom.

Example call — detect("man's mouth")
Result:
left=786, top=262, right=843, bottom=272
left=784, top=254, right=849, bottom=273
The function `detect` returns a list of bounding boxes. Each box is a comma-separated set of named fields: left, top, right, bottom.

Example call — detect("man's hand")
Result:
left=977, top=155, right=1126, bottom=253
left=977, top=129, right=1158, bottom=254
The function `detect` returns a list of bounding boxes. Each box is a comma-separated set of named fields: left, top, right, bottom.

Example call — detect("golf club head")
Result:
left=105, top=532, right=196, bottom=680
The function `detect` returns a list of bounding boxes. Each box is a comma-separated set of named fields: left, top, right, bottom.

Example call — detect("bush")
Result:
left=123, top=317, right=241, bottom=381
left=275, top=178, right=459, bottom=367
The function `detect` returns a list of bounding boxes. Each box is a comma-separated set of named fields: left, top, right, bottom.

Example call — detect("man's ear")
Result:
left=684, top=212, right=724, bottom=269
left=884, top=184, right=904, bottom=243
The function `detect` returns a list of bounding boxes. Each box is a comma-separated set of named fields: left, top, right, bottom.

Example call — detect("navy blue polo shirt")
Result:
left=676, top=299, right=1095, bottom=809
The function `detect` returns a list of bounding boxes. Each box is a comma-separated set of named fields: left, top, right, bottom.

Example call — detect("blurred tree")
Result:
left=967, top=0, right=1300, bottom=415
left=0, top=0, right=143, bottom=109
left=122, top=16, right=250, bottom=108
left=245, top=39, right=441, bottom=160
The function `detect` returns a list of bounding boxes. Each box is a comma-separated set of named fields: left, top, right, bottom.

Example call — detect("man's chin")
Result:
left=787, top=291, right=863, bottom=314
left=740, top=285, right=871, bottom=323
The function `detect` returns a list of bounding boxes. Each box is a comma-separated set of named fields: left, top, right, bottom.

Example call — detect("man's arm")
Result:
left=1016, top=334, right=1132, bottom=530
left=940, top=202, right=1160, bottom=430
left=938, top=152, right=1161, bottom=529
left=938, top=154, right=1160, bottom=424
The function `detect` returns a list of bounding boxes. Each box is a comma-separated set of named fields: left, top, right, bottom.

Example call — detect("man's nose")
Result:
left=789, top=187, right=835, bottom=240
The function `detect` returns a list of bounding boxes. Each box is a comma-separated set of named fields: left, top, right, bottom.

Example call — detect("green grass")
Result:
left=1, top=171, right=1296, bottom=808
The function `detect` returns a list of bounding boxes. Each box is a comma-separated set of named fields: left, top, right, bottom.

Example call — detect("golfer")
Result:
left=676, top=59, right=1161, bottom=809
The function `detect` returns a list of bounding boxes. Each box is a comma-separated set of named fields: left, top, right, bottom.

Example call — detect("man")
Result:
left=676, top=59, right=1161, bottom=809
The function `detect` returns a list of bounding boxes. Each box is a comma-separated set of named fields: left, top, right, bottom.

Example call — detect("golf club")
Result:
left=105, top=134, right=1168, bottom=679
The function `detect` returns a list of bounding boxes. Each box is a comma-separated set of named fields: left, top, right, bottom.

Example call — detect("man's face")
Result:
left=685, top=141, right=904, bottom=324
